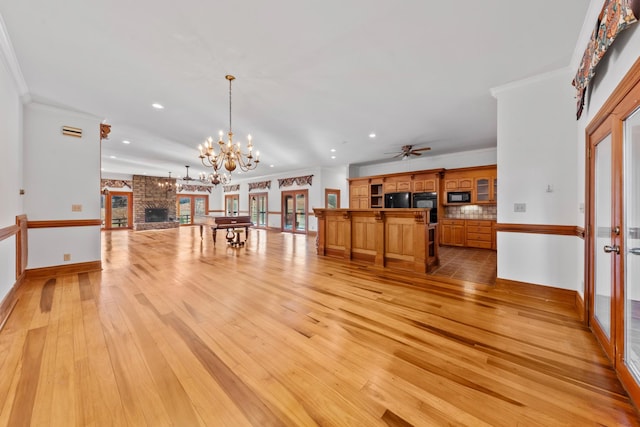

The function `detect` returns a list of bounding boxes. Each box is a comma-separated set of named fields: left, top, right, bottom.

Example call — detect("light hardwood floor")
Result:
left=0, top=226, right=638, bottom=426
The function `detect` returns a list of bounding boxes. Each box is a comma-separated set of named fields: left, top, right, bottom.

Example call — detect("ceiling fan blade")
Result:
left=412, top=147, right=431, bottom=152
left=410, top=152, right=422, bottom=156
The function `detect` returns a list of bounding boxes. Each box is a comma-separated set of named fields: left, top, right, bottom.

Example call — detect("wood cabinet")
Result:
left=444, top=178, right=473, bottom=191
left=474, top=175, right=497, bottom=204
left=441, top=219, right=465, bottom=246
left=441, top=219, right=496, bottom=249
left=413, top=178, right=437, bottom=193
left=370, top=183, right=383, bottom=208
left=384, top=180, right=411, bottom=193
left=466, top=220, right=493, bottom=249
left=349, top=179, right=369, bottom=209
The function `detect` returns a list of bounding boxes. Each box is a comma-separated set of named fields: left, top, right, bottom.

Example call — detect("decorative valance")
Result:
left=100, top=123, right=111, bottom=140
left=248, top=180, right=272, bottom=191
left=278, top=175, right=314, bottom=188
left=177, top=184, right=212, bottom=193
left=101, top=179, right=132, bottom=190
left=223, top=184, right=240, bottom=192
left=572, top=0, right=638, bottom=119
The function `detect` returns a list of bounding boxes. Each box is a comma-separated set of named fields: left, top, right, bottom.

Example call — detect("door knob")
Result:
left=629, top=247, right=640, bottom=255
left=604, top=245, right=620, bottom=254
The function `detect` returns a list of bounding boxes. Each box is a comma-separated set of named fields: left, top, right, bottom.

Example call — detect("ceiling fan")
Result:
left=389, top=145, right=431, bottom=160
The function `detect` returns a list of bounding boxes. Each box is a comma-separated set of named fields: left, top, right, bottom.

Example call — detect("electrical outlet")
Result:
left=72, top=204, right=82, bottom=212
left=514, top=203, right=526, bottom=213
left=63, top=253, right=71, bottom=261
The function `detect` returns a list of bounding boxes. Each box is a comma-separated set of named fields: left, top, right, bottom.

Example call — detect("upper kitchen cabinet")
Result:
left=349, top=178, right=369, bottom=209
left=444, top=177, right=473, bottom=191
left=473, top=169, right=497, bottom=204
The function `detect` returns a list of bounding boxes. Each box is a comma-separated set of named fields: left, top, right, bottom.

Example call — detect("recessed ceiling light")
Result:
left=369, top=133, right=376, bottom=138
left=330, top=148, right=336, bottom=152
left=331, top=156, right=336, bottom=159
left=122, top=140, right=131, bottom=144
left=152, top=103, right=164, bottom=109
left=270, top=164, right=274, bottom=168
left=110, top=155, right=116, bottom=159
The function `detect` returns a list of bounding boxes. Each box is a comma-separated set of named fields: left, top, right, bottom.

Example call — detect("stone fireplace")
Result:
left=132, top=175, right=179, bottom=231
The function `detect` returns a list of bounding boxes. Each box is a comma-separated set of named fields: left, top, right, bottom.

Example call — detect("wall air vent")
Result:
left=62, top=126, right=82, bottom=138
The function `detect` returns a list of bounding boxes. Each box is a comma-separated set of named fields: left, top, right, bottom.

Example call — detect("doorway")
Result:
left=282, top=190, right=307, bottom=233
left=101, top=191, right=133, bottom=229
left=586, top=61, right=640, bottom=403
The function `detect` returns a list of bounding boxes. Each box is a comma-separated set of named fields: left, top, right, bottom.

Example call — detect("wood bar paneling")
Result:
left=314, top=208, right=438, bottom=273
left=28, top=219, right=102, bottom=229
left=495, top=223, right=585, bottom=238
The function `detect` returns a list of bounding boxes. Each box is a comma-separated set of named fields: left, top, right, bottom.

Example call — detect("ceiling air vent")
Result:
left=62, top=126, right=82, bottom=138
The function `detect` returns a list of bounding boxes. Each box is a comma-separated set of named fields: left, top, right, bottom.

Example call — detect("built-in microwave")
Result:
left=447, top=191, right=471, bottom=204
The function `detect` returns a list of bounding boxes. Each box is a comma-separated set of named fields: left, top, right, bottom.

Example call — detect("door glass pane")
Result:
left=194, top=197, right=206, bottom=217
left=595, top=134, right=613, bottom=339
left=625, top=106, right=640, bottom=380
left=250, top=196, right=258, bottom=224
left=258, top=195, right=267, bottom=227
left=111, top=195, right=129, bottom=228
left=179, top=197, right=191, bottom=224
left=327, top=193, right=338, bottom=209
left=284, top=195, right=294, bottom=230
left=296, top=193, right=306, bottom=231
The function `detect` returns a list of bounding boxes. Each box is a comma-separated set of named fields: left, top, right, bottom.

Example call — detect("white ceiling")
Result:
left=0, top=0, right=590, bottom=180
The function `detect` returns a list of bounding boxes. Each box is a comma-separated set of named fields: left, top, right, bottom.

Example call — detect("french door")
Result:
left=225, top=194, right=239, bottom=216
left=282, top=190, right=307, bottom=233
left=101, top=191, right=132, bottom=229
left=249, top=193, right=268, bottom=227
left=177, top=195, right=208, bottom=224
left=586, top=64, right=640, bottom=403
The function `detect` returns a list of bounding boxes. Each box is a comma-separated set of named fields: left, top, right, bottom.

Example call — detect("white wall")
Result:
left=23, top=102, right=102, bottom=269
left=0, top=29, right=23, bottom=299
left=493, top=69, right=581, bottom=289
left=350, top=147, right=497, bottom=177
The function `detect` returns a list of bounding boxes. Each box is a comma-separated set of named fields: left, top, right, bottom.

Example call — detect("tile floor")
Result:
left=429, top=245, right=497, bottom=285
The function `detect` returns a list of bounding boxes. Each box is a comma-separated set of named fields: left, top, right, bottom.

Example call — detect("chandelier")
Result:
left=158, top=172, right=175, bottom=193
left=198, top=75, right=260, bottom=185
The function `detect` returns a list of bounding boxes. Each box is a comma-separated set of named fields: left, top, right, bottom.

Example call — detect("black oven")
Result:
left=447, top=191, right=471, bottom=204
left=412, top=192, right=437, bottom=223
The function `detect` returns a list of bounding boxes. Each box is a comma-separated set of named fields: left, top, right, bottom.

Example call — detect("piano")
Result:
left=194, top=215, right=253, bottom=246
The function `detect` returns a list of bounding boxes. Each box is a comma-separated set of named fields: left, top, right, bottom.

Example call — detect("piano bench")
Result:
left=227, top=228, right=245, bottom=247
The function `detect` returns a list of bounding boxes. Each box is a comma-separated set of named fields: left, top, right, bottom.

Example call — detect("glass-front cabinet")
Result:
left=474, top=176, right=497, bottom=204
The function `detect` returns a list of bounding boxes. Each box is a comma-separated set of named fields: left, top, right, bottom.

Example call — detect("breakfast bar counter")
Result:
left=313, top=208, right=439, bottom=273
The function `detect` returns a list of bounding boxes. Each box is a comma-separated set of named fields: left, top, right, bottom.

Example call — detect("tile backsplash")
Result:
left=444, top=204, right=496, bottom=220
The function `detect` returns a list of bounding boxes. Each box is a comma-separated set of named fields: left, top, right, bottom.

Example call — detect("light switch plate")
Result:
left=72, top=204, right=82, bottom=212
left=514, top=203, right=526, bottom=213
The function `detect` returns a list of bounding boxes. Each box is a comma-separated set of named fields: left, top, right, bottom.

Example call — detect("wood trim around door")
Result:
left=495, top=223, right=585, bottom=238
left=28, top=219, right=103, bottom=228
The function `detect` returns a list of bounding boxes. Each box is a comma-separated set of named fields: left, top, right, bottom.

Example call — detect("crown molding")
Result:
left=490, top=66, right=572, bottom=98
left=0, top=13, right=29, bottom=97
left=25, top=97, right=103, bottom=122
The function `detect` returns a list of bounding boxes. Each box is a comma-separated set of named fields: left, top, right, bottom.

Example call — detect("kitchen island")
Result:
left=313, top=208, right=439, bottom=273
